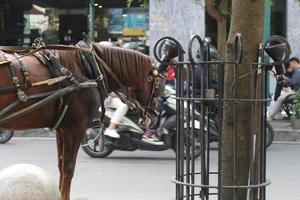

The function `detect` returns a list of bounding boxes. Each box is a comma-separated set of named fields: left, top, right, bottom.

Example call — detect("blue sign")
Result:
left=123, top=13, right=149, bottom=30
left=108, top=9, right=123, bottom=34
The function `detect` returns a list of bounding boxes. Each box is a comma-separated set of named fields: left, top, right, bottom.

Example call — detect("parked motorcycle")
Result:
left=0, top=129, right=14, bottom=144
left=82, top=85, right=204, bottom=158
left=81, top=82, right=274, bottom=158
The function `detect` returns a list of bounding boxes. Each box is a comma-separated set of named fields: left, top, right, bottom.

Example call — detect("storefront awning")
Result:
left=31, top=0, right=142, bottom=9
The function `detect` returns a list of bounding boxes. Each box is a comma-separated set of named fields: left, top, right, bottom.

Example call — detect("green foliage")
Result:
left=128, top=0, right=204, bottom=7
left=294, top=91, right=300, bottom=119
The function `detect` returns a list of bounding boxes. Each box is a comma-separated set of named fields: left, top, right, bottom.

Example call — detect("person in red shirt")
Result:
left=165, top=65, right=176, bottom=86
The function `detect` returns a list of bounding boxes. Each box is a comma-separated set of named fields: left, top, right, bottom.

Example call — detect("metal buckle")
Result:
left=17, top=89, right=27, bottom=102
left=61, top=68, right=73, bottom=78
left=97, top=74, right=103, bottom=81
left=12, top=77, right=19, bottom=84
left=155, top=78, right=160, bottom=88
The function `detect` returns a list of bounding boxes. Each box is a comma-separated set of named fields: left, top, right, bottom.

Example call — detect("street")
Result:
left=0, top=138, right=299, bottom=200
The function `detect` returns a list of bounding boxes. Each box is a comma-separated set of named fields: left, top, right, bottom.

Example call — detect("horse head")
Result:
left=93, top=44, right=167, bottom=129
left=131, top=67, right=165, bottom=128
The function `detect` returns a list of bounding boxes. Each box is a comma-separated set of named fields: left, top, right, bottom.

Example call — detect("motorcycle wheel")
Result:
left=0, top=130, right=14, bottom=144
left=266, top=122, right=274, bottom=148
left=184, top=129, right=202, bottom=159
left=82, top=120, right=114, bottom=158
left=172, top=129, right=202, bottom=159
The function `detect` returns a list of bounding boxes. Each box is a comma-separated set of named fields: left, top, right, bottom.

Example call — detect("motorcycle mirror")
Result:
left=264, top=36, right=291, bottom=75
left=162, top=39, right=179, bottom=59
left=157, top=40, right=180, bottom=72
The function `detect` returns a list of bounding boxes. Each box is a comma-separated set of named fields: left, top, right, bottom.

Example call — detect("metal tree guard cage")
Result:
left=153, top=34, right=291, bottom=200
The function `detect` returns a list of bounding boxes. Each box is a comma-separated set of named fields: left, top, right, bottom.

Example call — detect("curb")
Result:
left=14, top=129, right=55, bottom=138
left=11, top=126, right=300, bottom=143
left=273, top=129, right=300, bottom=142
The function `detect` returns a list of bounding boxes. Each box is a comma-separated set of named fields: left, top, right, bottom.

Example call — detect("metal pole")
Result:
left=89, top=0, right=95, bottom=40
left=264, top=0, right=271, bottom=98
left=264, top=0, right=271, bottom=40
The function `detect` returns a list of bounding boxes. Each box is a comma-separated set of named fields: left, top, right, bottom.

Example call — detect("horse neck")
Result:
left=93, top=44, right=148, bottom=91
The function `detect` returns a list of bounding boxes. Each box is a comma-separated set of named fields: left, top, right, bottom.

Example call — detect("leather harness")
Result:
left=0, top=37, right=163, bottom=129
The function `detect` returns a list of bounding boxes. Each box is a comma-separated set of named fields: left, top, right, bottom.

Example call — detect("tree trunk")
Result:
left=205, top=0, right=230, bottom=58
left=217, top=18, right=227, bottom=58
left=221, top=1, right=265, bottom=200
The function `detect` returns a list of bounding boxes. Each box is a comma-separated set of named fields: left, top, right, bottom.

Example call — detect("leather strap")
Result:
left=92, top=52, right=148, bottom=116
left=14, top=53, right=31, bottom=88
left=42, top=51, right=81, bottom=88
left=0, top=45, right=91, bottom=66
left=0, top=50, right=28, bottom=102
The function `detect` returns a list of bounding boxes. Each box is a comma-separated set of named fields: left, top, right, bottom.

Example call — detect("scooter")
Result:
left=0, top=129, right=14, bottom=144
left=81, top=85, right=204, bottom=158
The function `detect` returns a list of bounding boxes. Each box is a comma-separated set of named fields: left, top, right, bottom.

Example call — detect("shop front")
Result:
left=0, top=0, right=149, bottom=46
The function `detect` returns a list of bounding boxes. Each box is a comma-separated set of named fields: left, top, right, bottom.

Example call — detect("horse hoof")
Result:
left=0, top=164, right=60, bottom=200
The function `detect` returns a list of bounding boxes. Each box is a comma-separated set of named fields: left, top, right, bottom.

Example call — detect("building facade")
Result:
left=149, top=0, right=300, bottom=95
left=149, top=0, right=205, bottom=56
left=287, top=0, right=300, bottom=57
left=0, top=0, right=148, bottom=45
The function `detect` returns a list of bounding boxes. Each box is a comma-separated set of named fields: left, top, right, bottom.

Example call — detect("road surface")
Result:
left=0, top=138, right=299, bottom=200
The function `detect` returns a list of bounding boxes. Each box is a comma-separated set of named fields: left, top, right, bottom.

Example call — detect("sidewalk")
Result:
left=12, top=120, right=300, bottom=142
left=14, top=128, right=55, bottom=138
left=269, top=120, right=300, bottom=142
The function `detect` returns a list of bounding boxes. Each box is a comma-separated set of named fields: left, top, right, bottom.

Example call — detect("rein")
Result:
left=0, top=45, right=91, bottom=66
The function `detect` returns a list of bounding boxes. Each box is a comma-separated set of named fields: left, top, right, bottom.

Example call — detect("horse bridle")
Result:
left=146, top=69, right=165, bottom=108
left=93, top=52, right=164, bottom=126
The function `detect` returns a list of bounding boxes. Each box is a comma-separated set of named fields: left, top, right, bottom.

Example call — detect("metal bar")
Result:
left=170, top=177, right=271, bottom=189
left=179, top=57, right=185, bottom=200
left=176, top=61, right=181, bottom=200
left=160, top=34, right=272, bottom=200
left=176, top=49, right=185, bottom=200
left=89, top=0, right=95, bottom=40
left=200, top=50, right=207, bottom=200
left=191, top=64, right=195, bottom=200
left=260, top=51, right=268, bottom=200
left=217, top=62, right=224, bottom=200
left=173, top=60, right=279, bottom=66
left=248, top=64, right=255, bottom=200
left=186, top=64, right=191, bottom=200
left=174, top=97, right=271, bottom=102
left=233, top=57, right=238, bottom=200
left=205, top=41, right=211, bottom=200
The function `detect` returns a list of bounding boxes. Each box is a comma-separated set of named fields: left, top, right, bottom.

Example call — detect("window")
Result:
left=270, top=0, right=287, bottom=36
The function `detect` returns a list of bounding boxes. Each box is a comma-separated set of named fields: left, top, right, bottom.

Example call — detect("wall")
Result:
left=149, top=0, right=205, bottom=55
left=287, top=0, right=300, bottom=57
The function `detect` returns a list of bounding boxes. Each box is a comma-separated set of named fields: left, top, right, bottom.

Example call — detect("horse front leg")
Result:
left=56, top=133, right=63, bottom=192
left=59, top=126, right=84, bottom=200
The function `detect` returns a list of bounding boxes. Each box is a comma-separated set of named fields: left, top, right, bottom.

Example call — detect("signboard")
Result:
left=108, top=9, right=123, bottom=34
left=108, top=9, right=149, bottom=36
left=123, top=29, right=145, bottom=36
left=123, top=12, right=149, bottom=30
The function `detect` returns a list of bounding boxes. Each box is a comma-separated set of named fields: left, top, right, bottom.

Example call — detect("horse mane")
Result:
left=48, top=43, right=153, bottom=89
left=50, top=50, right=86, bottom=79
left=92, top=43, right=154, bottom=88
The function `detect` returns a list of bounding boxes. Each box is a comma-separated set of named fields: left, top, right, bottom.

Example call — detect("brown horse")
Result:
left=0, top=43, right=161, bottom=200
